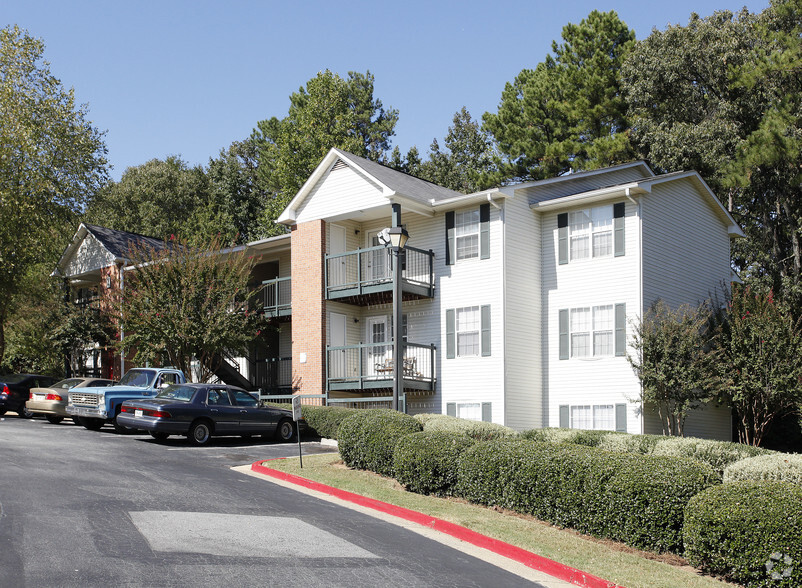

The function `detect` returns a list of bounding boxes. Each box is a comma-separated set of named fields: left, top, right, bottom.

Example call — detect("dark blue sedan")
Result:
left=117, top=383, right=298, bottom=445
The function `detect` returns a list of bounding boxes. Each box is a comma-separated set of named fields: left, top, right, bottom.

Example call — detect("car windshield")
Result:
left=53, top=378, right=85, bottom=390
left=118, top=369, right=157, bottom=388
left=156, top=385, right=196, bottom=402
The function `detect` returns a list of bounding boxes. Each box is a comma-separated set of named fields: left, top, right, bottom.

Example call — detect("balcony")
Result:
left=326, top=341, right=436, bottom=392
left=261, top=277, right=291, bottom=319
left=252, top=357, right=292, bottom=395
left=325, top=246, right=434, bottom=305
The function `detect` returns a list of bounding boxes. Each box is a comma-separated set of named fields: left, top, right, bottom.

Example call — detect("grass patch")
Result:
left=265, top=453, right=734, bottom=588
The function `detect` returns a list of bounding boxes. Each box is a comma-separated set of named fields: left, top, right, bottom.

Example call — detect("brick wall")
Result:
left=290, top=220, right=327, bottom=397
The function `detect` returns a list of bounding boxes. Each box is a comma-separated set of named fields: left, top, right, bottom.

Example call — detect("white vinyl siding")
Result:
left=503, top=196, right=543, bottom=430
left=641, top=180, right=732, bottom=309
left=438, top=203, right=504, bottom=424
left=543, top=200, right=641, bottom=434
left=295, top=165, right=388, bottom=224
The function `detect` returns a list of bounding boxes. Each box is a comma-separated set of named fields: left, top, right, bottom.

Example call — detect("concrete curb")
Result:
left=251, top=460, right=622, bottom=588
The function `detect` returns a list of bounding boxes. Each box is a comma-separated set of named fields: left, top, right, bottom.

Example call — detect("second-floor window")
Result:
left=559, top=303, right=625, bottom=360
left=456, top=306, right=480, bottom=356
left=455, top=210, right=480, bottom=260
left=569, top=205, right=613, bottom=260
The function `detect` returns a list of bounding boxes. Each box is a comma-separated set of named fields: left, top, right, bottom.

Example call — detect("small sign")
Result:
left=292, top=395, right=302, bottom=422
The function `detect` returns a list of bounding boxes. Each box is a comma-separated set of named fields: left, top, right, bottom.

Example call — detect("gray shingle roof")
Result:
left=83, top=224, right=172, bottom=259
left=334, top=149, right=465, bottom=204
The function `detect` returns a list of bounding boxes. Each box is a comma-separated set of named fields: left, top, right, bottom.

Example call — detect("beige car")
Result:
left=26, top=377, right=116, bottom=424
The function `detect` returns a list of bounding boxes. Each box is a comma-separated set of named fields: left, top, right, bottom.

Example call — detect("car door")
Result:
left=205, top=388, right=239, bottom=434
left=230, top=389, right=272, bottom=434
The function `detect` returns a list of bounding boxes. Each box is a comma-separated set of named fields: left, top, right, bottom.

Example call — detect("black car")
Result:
left=117, top=383, right=299, bottom=446
left=0, top=374, right=60, bottom=418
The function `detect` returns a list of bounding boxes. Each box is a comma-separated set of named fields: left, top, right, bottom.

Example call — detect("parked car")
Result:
left=67, top=367, right=186, bottom=432
left=26, top=377, right=116, bottom=424
left=0, top=374, right=60, bottom=418
left=117, top=383, right=299, bottom=446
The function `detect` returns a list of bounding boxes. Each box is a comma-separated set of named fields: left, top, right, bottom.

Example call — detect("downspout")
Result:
left=626, top=187, right=645, bottom=435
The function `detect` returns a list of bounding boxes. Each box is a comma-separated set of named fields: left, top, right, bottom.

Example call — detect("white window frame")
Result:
left=570, top=404, right=615, bottom=431
left=455, top=209, right=480, bottom=261
left=457, top=402, right=481, bottom=421
left=569, top=205, right=613, bottom=261
left=455, top=306, right=480, bottom=357
left=569, top=305, right=614, bottom=358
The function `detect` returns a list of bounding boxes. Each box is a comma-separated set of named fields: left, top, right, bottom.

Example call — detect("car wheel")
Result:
left=149, top=431, right=169, bottom=441
left=188, top=420, right=212, bottom=446
left=18, top=405, right=35, bottom=419
left=112, top=413, right=135, bottom=434
left=82, top=418, right=105, bottom=431
left=46, top=415, right=64, bottom=424
left=275, top=419, right=295, bottom=443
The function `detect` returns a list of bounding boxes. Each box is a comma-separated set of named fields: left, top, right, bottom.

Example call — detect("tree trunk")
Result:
left=0, top=303, right=6, bottom=367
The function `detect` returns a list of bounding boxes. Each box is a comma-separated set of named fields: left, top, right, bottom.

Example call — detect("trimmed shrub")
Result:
left=684, top=481, right=802, bottom=587
left=724, top=453, right=802, bottom=485
left=337, top=409, right=422, bottom=476
left=457, top=439, right=718, bottom=552
left=520, top=427, right=624, bottom=447
left=415, top=413, right=517, bottom=441
left=393, top=431, right=477, bottom=495
left=300, top=405, right=358, bottom=440
left=652, top=437, right=773, bottom=476
left=596, top=432, right=662, bottom=454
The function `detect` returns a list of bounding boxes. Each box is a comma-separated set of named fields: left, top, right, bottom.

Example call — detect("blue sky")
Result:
left=5, top=0, right=769, bottom=181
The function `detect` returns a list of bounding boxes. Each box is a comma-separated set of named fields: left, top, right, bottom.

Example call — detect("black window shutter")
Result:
left=446, top=308, right=456, bottom=359
left=446, top=402, right=456, bottom=417
left=559, top=309, right=569, bottom=360
left=559, top=405, right=569, bottom=428
left=615, top=303, right=626, bottom=356
left=614, top=202, right=625, bottom=257
left=558, top=213, right=569, bottom=265
left=480, top=203, right=490, bottom=260
left=481, top=305, right=491, bottom=357
left=445, top=211, right=455, bottom=265
left=481, top=402, right=492, bottom=422
left=615, top=403, right=627, bottom=432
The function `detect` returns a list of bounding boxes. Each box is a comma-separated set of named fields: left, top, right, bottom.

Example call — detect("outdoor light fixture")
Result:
left=387, top=226, right=409, bottom=250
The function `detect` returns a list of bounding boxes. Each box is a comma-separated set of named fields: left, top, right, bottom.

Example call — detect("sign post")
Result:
left=292, top=396, right=303, bottom=468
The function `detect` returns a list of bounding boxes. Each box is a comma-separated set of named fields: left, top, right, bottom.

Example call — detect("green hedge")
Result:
left=684, top=481, right=802, bottom=587
left=393, top=431, right=477, bottom=495
left=521, top=427, right=625, bottom=447
left=300, top=405, right=358, bottom=440
left=652, top=437, right=773, bottom=476
left=724, top=453, right=802, bottom=485
left=596, top=432, right=663, bottom=454
left=414, top=413, right=517, bottom=441
left=337, top=409, right=422, bottom=476
left=456, top=439, right=718, bottom=552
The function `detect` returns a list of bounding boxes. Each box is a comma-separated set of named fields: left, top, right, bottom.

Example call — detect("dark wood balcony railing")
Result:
left=326, top=341, right=435, bottom=392
left=261, top=277, right=291, bottom=318
left=325, top=245, right=434, bottom=303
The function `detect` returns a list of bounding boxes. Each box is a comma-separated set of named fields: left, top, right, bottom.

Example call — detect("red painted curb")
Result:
left=251, top=460, right=622, bottom=588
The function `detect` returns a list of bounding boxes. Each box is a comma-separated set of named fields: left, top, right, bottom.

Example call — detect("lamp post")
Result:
left=388, top=224, right=409, bottom=412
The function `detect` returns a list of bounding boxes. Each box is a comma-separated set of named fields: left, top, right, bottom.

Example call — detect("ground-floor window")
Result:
left=561, top=403, right=625, bottom=431
left=447, top=401, right=492, bottom=422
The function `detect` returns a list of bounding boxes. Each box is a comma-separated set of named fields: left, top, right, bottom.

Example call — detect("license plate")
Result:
left=135, top=410, right=143, bottom=417
left=34, top=394, right=45, bottom=401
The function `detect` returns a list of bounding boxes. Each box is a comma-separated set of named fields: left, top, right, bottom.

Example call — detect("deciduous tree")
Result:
left=628, top=300, right=720, bottom=436
left=716, top=286, right=802, bottom=446
left=106, top=236, right=265, bottom=382
left=0, top=25, right=108, bottom=365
